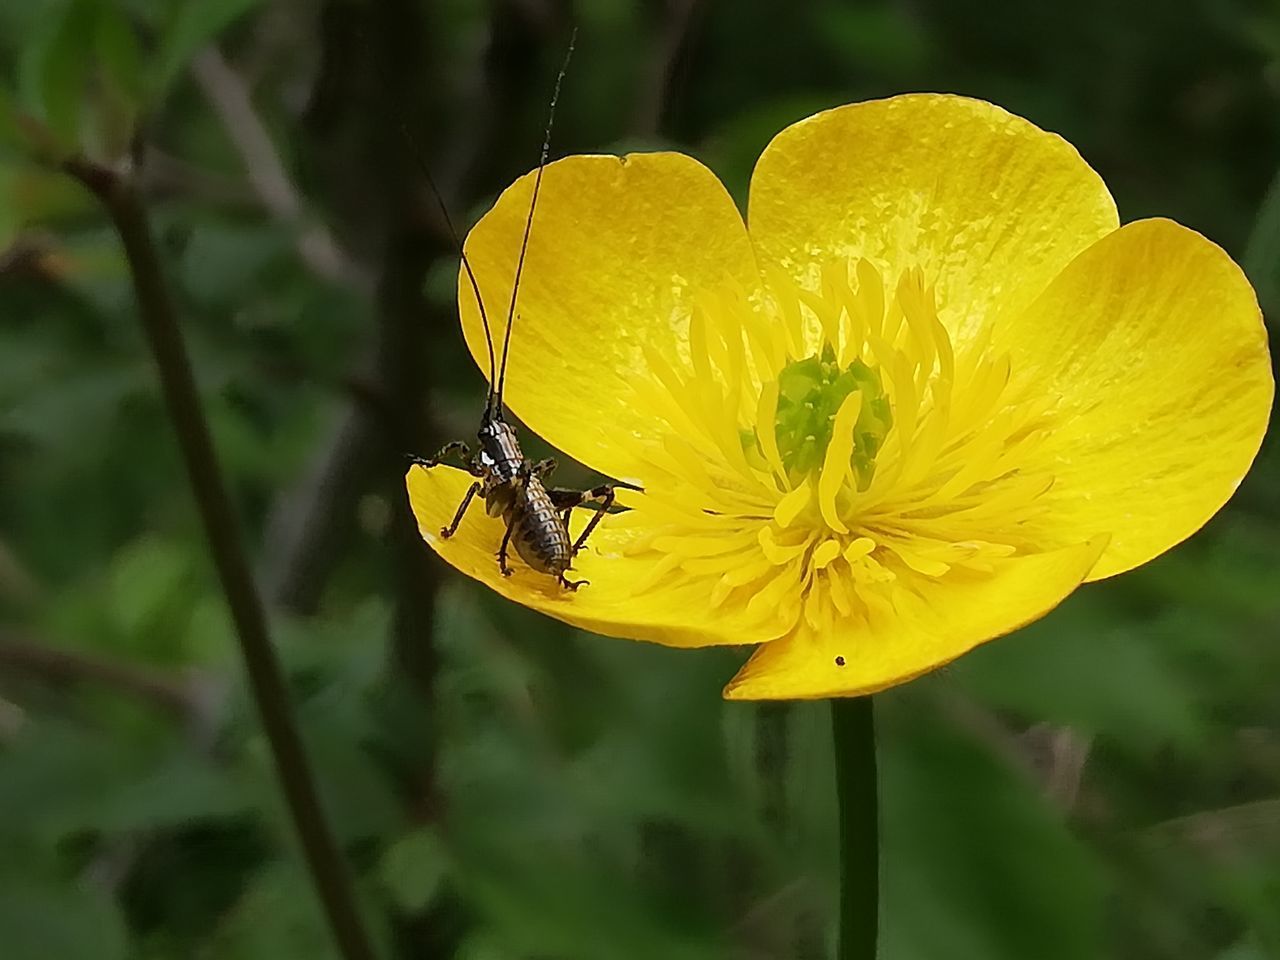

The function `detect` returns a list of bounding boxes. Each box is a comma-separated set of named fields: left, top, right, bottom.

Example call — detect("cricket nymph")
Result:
left=476, top=420, right=572, bottom=577
left=412, top=416, right=612, bottom=591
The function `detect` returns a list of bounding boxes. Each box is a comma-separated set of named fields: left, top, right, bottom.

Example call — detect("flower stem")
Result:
left=64, top=157, right=378, bottom=960
left=832, top=695, right=878, bottom=960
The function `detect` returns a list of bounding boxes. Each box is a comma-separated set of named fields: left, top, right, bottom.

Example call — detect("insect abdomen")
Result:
left=511, top=478, right=573, bottom=575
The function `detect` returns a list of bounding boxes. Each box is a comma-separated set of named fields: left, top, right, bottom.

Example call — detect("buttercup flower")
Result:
left=407, top=94, right=1272, bottom=700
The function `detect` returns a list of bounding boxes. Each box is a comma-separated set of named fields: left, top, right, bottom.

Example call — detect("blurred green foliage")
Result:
left=1, top=0, right=1278, bottom=958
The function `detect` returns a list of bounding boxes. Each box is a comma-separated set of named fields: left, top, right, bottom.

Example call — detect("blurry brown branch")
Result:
left=633, top=0, right=703, bottom=136
left=61, top=153, right=379, bottom=960
left=192, top=47, right=371, bottom=292
left=1143, top=798, right=1280, bottom=856
left=0, top=629, right=199, bottom=718
left=1021, top=722, right=1093, bottom=812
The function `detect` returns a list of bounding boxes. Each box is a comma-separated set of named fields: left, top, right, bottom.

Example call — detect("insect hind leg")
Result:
left=442, top=481, right=481, bottom=539
left=497, top=521, right=514, bottom=577
left=549, top=483, right=616, bottom=554
left=558, top=571, right=587, bottom=591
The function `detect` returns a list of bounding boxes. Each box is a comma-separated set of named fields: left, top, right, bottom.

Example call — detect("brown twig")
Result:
left=61, top=154, right=379, bottom=960
left=191, top=47, right=371, bottom=292
left=0, top=629, right=198, bottom=718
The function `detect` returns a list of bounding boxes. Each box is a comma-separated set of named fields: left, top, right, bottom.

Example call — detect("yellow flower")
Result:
left=406, top=94, right=1273, bottom=700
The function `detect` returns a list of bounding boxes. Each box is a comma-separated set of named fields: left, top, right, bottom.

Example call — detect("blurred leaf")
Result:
left=94, top=3, right=144, bottom=106
left=290, top=696, right=405, bottom=846
left=1244, top=162, right=1280, bottom=320
left=152, top=0, right=263, bottom=96
left=0, top=875, right=129, bottom=960
left=207, top=861, right=342, bottom=960
left=105, top=535, right=202, bottom=664
left=459, top=852, right=717, bottom=960
left=91, top=1, right=145, bottom=156
left=811, top=3, right=934, bottom=75
left=0, top=358, right=143, bottom=447
left=378, top=827, right=450, bottom=914
left=0, top=85, right=30, bottom=153
left=952, top=595, right=1201, bottom=749
left=179, top=219, right=291, bottom=308
left=208, top=861, right=392, bottom=960
left=1216, top=942, right=1269, bottom=960
left=0, top=718, right=194, bottom=844
left=878, top=703, right=1105, bottom=960
left=92, top=752, right=252, bottom=834
left=15, top=0, right=95, bottom=151
left=454, top=934, right=519, bottom=960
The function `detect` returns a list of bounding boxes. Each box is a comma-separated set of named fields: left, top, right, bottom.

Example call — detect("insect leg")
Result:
left=411, top=440, right=472, bottom=470
left=531, top=458, right=557, bottom=479
left=549, top=483, right=616, bottom=554
left=571, top=485, right=616, bottom=553
left=558, top=571, right=587, bottom=591
left=441, top=481, right=481, bottom=538
left=497, top=522, right=514, bottom=577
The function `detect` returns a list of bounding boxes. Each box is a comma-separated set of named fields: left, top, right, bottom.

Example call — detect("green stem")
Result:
left=832, top=696, right=878, bottom=960
left=65, top=158, right=378, bottom=960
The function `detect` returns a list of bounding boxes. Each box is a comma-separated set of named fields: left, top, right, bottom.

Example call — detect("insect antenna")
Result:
left=491, top=28, right=577, bottom=420
left=393, top=120, right=499, bottom=404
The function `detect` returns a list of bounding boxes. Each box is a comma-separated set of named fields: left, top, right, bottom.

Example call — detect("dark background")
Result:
left=1, top=1, right=1278, bottom=958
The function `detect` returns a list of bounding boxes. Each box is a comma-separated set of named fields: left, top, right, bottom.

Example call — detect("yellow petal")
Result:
left=406, top=465, right=788, bottom=647
left=722, top=539, right=1108, bottom=700
left=1002, top=219, right=1273, bottom=580
left=748, top=94, right=1118, bottom=344
left=459, top=153, right=760, bottom=484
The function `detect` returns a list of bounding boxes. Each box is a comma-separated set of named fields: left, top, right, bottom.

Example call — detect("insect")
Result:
left=409, top=32, right=614, bottom=590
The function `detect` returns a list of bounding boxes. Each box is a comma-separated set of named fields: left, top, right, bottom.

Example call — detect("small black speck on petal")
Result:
left=834, top=655, right=846, bottom=667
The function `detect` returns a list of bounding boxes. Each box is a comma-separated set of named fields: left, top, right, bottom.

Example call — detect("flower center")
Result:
left=619, top=259, right=1060, bottom=638
left=756, top=347, right=891, bottom=490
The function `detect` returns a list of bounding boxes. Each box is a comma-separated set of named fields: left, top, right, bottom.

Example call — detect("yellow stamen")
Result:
left=817, top=390, right=863, bottom=533
left=774, top=479, right=812, bottom=528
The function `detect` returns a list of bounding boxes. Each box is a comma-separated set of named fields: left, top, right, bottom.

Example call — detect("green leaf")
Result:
left=105, top=535, right=202, bottom=663
left=92, top=753, right=253, bottom=834
left=1244, top=162, right=1280, bottom=321
left=18, top=0, right=97, bottom=151
left=94, top=3, right=144, bottom=105
left=92, top=1, right=146, bottom=155
left=378, top=827, right=450, bottom=914
left=0, top=876, right=129, bottom=960
left=952, top=594, right=1201, bottom=749
left=0, top=86, right=28, bottom=154
left=207, top=862, right=343, bottom=960
left=208, top=861, right=392, bottom=960
left=877, top=705, right=1105, bottom=960
left=811, top=4, right=933, bottom=75
left=152, top=0, right=265, bottom=96
left=1216, top=943, right=1268, bottom=960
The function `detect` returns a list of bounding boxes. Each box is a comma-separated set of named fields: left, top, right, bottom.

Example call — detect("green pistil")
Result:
left=748, top=346, right=892, bottom=489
